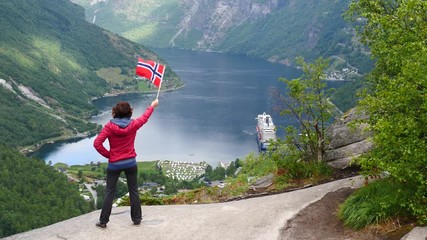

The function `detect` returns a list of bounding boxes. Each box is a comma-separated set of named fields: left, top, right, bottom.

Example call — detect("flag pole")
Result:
left=156, top=77, right=163, bottom=100
left=156, top=65, right=165, bottom=100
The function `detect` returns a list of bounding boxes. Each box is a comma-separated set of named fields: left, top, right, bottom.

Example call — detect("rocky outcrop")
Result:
left=248, top=173, right=274, bottom=193
left=325, top=108, right=373, bottom=169
left=181, top=0, right=284, bottom=49
left=78, top=0, right=360, bottom=70
left=401, top=227, right=427, bottom=240
left=3, top=176, right=367, bottom=240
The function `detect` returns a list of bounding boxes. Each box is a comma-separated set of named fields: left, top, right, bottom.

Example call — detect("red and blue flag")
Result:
left=135, top=58, right=165, bottom=88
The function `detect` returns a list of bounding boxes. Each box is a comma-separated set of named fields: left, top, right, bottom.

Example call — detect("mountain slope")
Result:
left=72, top=0, right=372, bottom=74
left=0, top=0, right=181, bottom=149
left=0, top=146, right=92, bottom=238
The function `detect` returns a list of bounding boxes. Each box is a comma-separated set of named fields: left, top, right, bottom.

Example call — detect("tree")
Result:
left=226, top=162, right=236, bottom=177
left=95, top=184, right=105, bottom=209
left=234, top=158, right=242, bottom=168
left=164, top=180, right=178, bottom=195
left=346, top=0, right=427, bottom=223
left=205, top=165, right=213, bottom=175
left=150, top=186, right=157, bottom=195
left=149, top=172, right=165, bottom=185
left=115, top=181, right=128, bottom=198
left=0, top=146, right=91, bottom=237
left=272, top=57, right=335, bottom=162
left=212, top=166, right=226, bottom=181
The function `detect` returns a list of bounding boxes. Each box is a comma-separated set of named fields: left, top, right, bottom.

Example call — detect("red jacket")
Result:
left=93, top=106, right=154, bottom=163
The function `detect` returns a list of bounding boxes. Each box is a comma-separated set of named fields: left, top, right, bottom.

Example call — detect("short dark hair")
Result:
left=112, top=101, right=133, bottom=118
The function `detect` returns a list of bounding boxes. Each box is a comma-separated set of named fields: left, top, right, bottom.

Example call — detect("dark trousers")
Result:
left=99, top=165, right=141, bottom=224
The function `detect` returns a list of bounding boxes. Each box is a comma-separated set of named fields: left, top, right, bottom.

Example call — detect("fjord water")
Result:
left=35, top=49, right=336, bottom=166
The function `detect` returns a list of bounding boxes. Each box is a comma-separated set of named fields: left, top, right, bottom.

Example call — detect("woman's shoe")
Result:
left=96, top=222, right=107, bottom=228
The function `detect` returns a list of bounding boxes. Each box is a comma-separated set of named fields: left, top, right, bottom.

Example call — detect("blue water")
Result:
left=34, top=49, right=344, bottom=166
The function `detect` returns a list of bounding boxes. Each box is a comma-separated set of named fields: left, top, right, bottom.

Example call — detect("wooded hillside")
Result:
left=0, top=0, right=181, bottom=149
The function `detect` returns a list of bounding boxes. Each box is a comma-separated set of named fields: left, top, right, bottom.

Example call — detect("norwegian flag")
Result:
left=135, top=58, right=165, bottom=88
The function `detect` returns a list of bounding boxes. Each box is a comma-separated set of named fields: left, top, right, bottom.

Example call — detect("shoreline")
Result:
left=20, top=131, right=96, bottom=156
left=21, top=84, right=185, bottom=157
left=91, top=83, right=185, bottom=101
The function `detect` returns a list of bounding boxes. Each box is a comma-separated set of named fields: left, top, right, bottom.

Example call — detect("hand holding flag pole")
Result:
left=135, top=57, right=165, bottom=99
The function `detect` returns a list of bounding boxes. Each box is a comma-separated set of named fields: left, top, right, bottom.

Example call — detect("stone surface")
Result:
left=249, top=173, right=274, bottom=193
left=327, top=108, right=371, bottom=149
left=325, top=108, right=373, bottom=169
left=401, top=227, right=427, bottom=240
left=325, top=138, right=372, bottom=161
left=4, top=176, right=365, bottom=240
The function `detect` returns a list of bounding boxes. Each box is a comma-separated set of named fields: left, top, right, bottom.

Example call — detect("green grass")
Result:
left=159, top=149, right=334, bottom=204
left=137, top=81, right=152, bottom=91
left=96, top=67, right=157, bottom=92
left=53, top=162, right=69, bottom=170
left=119, top=193, right=164, bottom=206
left=240, top=152, right=278, bottom=178
left=339, top=178, right=417, bottom=230
left=55, top=160, right=159, bottom=180
left=137, top=161, right=159, bottom=175
left=123, top=23, right=160, bottom=42
left=65, top=164, right=105, bottom=180
left=274, top=157, right=333, bottom=189
left=96, top=67, right=133, bottom=85
left=223, top=175, right=251, bottom=196
left=245, top=144, right=333, bottom=189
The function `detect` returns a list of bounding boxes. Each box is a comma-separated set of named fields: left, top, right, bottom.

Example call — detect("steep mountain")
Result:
left=0, top=0, right=181, bottom=149
left=72, top=0, right=372, bottom=74
left=0, top=146, right=92, bottom=238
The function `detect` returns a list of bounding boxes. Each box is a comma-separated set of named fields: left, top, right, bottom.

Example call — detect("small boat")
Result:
left=256, top=112, right=277, bottom=152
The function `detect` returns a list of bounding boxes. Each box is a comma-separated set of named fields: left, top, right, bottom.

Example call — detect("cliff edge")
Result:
left=5, top=176, right=364, bottom=240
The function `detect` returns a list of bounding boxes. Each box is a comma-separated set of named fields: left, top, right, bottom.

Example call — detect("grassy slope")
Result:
left=0, top=0, right=181, bottom=149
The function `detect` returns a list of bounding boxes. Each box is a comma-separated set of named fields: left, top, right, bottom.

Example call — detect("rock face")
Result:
left=325, top=108, right=373, bottom=169
left=77, top=0, right=357, bottom=67
left=184, top=0, right=284, bottom=49
left=248, top=173, right=274, bottom=193
left=401, top=227, right=427, bottom=240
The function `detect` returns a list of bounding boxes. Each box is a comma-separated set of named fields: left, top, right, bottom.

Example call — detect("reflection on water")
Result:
left=34, top=49, right=347, bottom=166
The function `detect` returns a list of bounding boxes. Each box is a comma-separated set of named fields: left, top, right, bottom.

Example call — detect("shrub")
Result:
left=339, top=178, right=417, bottom=230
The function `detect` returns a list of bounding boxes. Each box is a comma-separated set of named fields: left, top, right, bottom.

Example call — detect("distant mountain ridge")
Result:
left=72, top=0, right=372, bottom=74
left=0, top=0, right=181, bottom=149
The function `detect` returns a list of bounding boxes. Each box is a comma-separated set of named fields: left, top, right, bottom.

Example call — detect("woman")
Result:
left=93, top=99, right=159, bottom=228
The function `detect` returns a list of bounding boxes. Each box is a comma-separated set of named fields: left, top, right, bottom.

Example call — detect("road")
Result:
left=84, top=183, right=98, bottom=208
